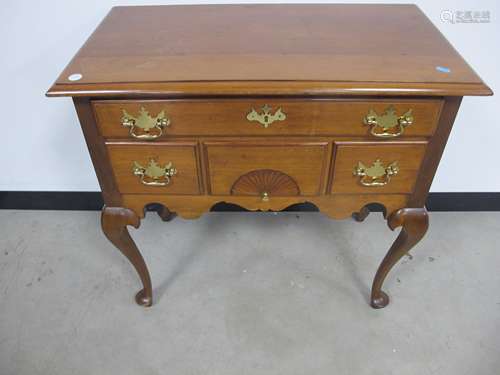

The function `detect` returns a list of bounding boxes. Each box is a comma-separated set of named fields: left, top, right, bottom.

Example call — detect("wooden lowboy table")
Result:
left=47, top=4, right=492, bottom=308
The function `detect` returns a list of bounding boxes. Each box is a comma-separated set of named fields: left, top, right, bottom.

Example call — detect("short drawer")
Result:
left=106, top=142, right=201, bottom=194
left=204, top=142, right=329, bottom=196
left=93, top=99, right=442, bottom=139
left=331, top=141, right=427, bottom=194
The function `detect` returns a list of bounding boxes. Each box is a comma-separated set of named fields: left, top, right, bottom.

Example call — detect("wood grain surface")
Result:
left=93, top=99, right=442, bottom=138
left=331, top=141, right=427, bottom=194
left=47, top=4, right=492, bottom=97
left=204, top=141, right=329, bottom=195
left=106, top=142, right=202, bottom=194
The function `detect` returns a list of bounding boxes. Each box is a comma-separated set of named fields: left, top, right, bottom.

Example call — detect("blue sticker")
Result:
left=436, top=66, right=451, bottom=73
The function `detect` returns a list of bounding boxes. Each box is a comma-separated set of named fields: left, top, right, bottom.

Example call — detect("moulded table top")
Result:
left=47, top=4, right=492, bottom=97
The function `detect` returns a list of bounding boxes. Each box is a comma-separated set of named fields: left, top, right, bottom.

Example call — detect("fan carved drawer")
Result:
left=204, top=141, right=329, bottom=196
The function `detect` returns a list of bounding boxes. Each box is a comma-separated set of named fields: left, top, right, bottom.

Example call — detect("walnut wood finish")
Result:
left=93, top=99, right=442, bottom=138
left=101, top=207, right=152, bottom=306
left=48, top=5, right=492, bottom=309
left=371, top=208, right=429, bottom=308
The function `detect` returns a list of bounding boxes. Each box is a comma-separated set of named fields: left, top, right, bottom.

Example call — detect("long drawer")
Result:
left=93, top=99, right=442, bottom=139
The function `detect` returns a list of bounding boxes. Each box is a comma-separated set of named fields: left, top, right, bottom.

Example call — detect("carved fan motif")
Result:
left=231, top=169, right=300, bottom=196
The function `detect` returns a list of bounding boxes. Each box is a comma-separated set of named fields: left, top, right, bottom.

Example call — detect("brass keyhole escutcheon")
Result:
left=246, top=104, right=286, bottom=128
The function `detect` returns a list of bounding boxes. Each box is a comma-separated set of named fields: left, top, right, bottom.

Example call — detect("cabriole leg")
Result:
left=370, top=207, right=429, bottom=308
left=101, top=206, right=153, bottom=307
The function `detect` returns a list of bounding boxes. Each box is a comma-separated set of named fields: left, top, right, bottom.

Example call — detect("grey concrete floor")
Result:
left=0, top=210, right=499, bottom=375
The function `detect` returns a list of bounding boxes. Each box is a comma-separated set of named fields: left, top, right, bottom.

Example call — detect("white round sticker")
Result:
left=68, top=73, right=83, bottom=81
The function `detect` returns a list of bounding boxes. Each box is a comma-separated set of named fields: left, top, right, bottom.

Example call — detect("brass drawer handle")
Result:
left=261, top=192, right=270, bottom=202
left=246, top=104, right=286, bottom=128
left=363, top=106, right=413, bottom=138
left=353, top=159, right=399, bottom=187
left=132, top=159, right=177, bottom=186
left=121, top=107, right=170, bottom=140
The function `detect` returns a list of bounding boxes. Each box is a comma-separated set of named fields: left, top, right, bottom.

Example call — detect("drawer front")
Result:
left=331, top=142, right=427, bottom=194
left=93, top=99, right=442, bottom=139
left=205, top=142, right=329, bottom=196
left=106, top=142, right=201, bottom=194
